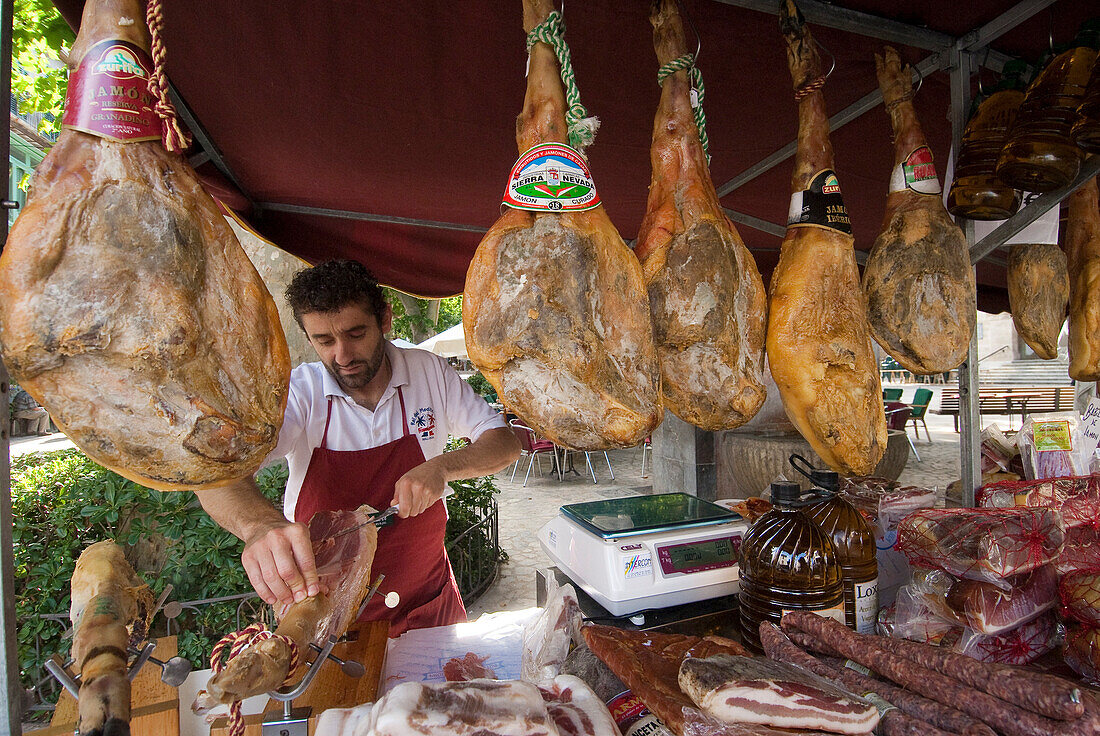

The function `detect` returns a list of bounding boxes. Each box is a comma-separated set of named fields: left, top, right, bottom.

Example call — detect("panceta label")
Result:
left=503, top=143, right=601, bottom=212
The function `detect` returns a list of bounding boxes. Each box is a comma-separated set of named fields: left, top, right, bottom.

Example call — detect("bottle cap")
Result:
left=770, top=481, right=803, bottom=505
left=810, top=469, right=839, bottom=493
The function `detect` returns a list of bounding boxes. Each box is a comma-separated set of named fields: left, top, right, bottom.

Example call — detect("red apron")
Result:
left=293, top=387, right=466, bottom=637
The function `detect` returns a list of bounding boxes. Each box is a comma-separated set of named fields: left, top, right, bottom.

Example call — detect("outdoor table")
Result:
left=987, top=391, right=1043, bottom=430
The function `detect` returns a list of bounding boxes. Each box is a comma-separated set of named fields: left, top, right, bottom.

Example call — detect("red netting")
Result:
left=955, top=612, right=1060, bottom=665
left=896, top=508, right=1065, bottom=588
left=1057, top=525, right=1100, bottom=577
left=1060, top=570, right=1100, bottom=626
left=1064, top=624, right=1100, bottom=685
left=977, top=474, right=1100, bottom=530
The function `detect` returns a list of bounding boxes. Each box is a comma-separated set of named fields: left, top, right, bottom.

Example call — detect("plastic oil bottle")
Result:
left=1073, top=48, right=1100, bottom=152
left=996, top=20, right=1100, bottom=192
left=738, top=480, right=844, bottom=652
left=947, top=60, right=1028, bottom=220
left=799, top=464, right=879, bottom=634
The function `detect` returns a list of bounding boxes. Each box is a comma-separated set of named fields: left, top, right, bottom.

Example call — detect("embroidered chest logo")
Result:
left=410, top=407, right=436, bottom=440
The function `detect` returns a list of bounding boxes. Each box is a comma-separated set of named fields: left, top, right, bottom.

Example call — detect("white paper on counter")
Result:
left=381, top=607, right=542, bottom=695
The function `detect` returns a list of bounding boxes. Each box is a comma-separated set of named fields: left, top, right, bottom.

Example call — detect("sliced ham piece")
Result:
left=767, top=1, right=886, bottom=474
left=678, top=654, right=879, bottom=734
left=193, top=506, right=377, bottom=712
left=69, top=541, right=155, bottom=736
left=463, top=0, right=661, bottom=450
left=634, top=0, right=767, bottom=430
left=862, top=46, right=975, bottom=375
left=1065, top=176, right=1100, bottom=381
left=539, top=675, right=622, bottom=736
left=0, top=0, right=290, bottom=491
left=443, top=652, right=497, bottom=682
left=1006, top=244, right=1068, bottom=360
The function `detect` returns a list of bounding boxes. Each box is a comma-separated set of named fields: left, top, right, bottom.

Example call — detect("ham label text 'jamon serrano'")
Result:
left=70, top=541, right=155, bottom=736
left=463, top=0, right=661, bottom=450
left=767, top=0, right=886, bottom=475
left=1066, top=176, right=1100, bottom=381
left=634, top=0, right=767, bottom=431
left=862, top=46, right=975, bottom=375
left=1007, top=243, right=1069, bottom=361
left=0, top=0, right=290, bottom=492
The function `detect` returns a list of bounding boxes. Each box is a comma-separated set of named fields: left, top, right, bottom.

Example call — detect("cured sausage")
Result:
left=1066, top=176, right=1100, bottom=381
left=0, top=0, right=290, bottom=491
left=1007, top=244, right=1068, bottom=360
left=634, top=0, right=767, bottom=430
left=782, top=610, right=1097, bottom=736
left=862, top=46, right=975, bottom=374
left=759, top=622, right=996, bottom=736
left=767, top=0, right=886, bottom=475
left=463, top=0, right=661, bottom=449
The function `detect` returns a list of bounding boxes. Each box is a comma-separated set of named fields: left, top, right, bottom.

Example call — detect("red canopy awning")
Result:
left=52, top=0, right=1095, bottom=309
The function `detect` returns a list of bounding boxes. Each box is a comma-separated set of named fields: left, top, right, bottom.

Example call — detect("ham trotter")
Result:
left=193, top=506, right=377, bottom=712
left=782, top=610, right=1098, bottom=736
left=758, top=622, right=985, bottom=736
left=463, top=0, right=661, bottom=450
left=634, top=0, right=768, bottom=431
left=1007, top=244, right=1069, bottom=360
left=0, top=0, right=290, bottom=491
left=678, top=654, right=879, bottom=734
left=767, top=0, right=886, bottom=475
left=862, top=46, right=975, bottom=375
left=581, top=623, right=748, bottom=735
left=1065, top=176, right=1100, bottom=381
left=70, top=541, right=155, bottom=736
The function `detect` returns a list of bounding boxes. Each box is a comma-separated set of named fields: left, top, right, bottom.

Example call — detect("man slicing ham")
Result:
left=197, top=260, right=520, bottom=636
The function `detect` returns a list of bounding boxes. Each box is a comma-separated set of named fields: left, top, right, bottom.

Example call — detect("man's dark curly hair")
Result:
left=285, top=259, right=388, bottom=328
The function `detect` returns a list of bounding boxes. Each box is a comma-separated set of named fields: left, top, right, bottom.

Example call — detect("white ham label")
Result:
left=503, top=143, right=602, bottom=212
left=890, top=146, right=942, bottom=195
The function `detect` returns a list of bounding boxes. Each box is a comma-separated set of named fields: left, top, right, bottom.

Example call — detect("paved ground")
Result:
left=467, top=386, right=1031, bottom=617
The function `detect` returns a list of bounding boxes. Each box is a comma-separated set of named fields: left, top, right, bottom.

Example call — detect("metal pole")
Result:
left=0, top=0, right=21, bottom=727
left=949, top=48, right=982, bottom=504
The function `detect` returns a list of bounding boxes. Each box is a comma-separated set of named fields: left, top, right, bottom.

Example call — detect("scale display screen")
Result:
left=560, top=492, right=740, bottom=538
left=657, top=535, right=741, bottom=575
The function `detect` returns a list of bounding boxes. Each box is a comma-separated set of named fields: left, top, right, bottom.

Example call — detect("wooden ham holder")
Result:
left=43, top=635, right=181, bottom=736
left=210, top=619, right=390, bottom=736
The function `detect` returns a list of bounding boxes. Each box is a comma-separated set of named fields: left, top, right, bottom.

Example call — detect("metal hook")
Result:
left=815, top=37, right=836, bottom=80
left=911, top=63, right=924, bottom=95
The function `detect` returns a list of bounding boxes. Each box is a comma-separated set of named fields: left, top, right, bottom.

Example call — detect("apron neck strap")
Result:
left=321, top=397, right=334, bottom=449
left=321, top=386, right=412, bottom=450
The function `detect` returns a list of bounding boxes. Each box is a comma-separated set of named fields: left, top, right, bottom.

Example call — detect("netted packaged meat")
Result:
left=1015, top=415, right=1092, bottom=480
left=1064, top=624, right=1100, bottom=685
left=980, top=424, right=1019, bottom=475
left=896, top=507, right=1065, bottom=588
left=954, top=612, right=1061, bottom=665
left=1061, top=570, right=1100, bottom=625
left=897, top=566, right=1059, bottom=635
left=977, top=474, right=1100, bottom=529
left=1058, top=524, right=1100, bottom=576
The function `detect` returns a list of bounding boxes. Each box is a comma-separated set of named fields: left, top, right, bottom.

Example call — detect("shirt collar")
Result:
left=318, top=340, right=409, bottom=402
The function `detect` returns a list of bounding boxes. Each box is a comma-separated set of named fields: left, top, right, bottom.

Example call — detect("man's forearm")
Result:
left=194, top=477, right=288, bottom=543
left=433, top=427, right=521, bottom=481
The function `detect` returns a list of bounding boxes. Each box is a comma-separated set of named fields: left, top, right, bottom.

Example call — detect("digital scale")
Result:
left=538, top=492, right=750, bottom=616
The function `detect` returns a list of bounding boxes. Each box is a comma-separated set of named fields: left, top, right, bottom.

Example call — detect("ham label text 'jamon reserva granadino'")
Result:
left=0, top=0, right=290, bottom=491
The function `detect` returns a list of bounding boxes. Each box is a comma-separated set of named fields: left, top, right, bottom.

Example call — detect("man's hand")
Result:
left=242, top=520, right=321, bottom=606
left=391, top=460, right=448, bottom=518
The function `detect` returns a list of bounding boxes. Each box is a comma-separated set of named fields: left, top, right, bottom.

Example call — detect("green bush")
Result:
left=464, top=371, right=498, bottom=404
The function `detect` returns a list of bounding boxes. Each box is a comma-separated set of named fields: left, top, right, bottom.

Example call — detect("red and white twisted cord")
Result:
left=210, top=623, right=301, bottom=736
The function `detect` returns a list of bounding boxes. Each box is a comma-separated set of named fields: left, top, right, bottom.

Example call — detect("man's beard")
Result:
left=328, top=341, right=386, bottom=391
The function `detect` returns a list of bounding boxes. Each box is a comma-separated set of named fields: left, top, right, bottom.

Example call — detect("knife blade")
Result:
left=324, top=488, right=453, bottom=540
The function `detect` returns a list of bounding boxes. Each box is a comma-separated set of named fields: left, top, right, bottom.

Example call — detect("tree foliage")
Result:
left=12, top=0, right=73, bottom=138
left=385, top=288, right=462, bottom=345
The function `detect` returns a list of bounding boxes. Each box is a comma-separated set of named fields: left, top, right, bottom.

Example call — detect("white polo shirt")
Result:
left=266, top=342, right=507, bottom=519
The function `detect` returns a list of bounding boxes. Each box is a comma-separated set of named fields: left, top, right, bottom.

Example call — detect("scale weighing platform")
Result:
left=538, top=492, right=750, bottom=616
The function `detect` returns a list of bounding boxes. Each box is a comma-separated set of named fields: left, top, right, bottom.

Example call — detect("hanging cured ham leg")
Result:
left=862, top=46, right=975, bottom=374
left=463, top=0, right=661, bottom=450
left=1007, top=244, right=1068, bottom=361
left=634, top=0, right=767, bottom=431
left=0, top=0, right=289, bottom=491
left=1066, top=176, right=1100, bottom=381
left=69, top=541, right=155, bottom=736
left=767, top=1, right=886, bottom=475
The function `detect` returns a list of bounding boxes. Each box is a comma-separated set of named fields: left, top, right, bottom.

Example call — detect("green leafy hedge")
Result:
left=13, top=444, right=503, bottom=704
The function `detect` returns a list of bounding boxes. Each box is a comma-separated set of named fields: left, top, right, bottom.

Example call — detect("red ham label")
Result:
left=61, top=40, right=162, bottom=143
left=890, top=145, right=942, bottom=195
left=503, top=143, right=601, bottom=212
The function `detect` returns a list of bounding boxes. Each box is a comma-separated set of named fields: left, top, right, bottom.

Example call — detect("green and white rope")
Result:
left=526, top=11, right=600, bottom=152
left=658, top=54, right=710, bottom=163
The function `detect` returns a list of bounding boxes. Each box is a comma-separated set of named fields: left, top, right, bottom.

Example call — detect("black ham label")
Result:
left=786, top=169, right=853, bottom=235
left=61, top=40, right=162, bottom=143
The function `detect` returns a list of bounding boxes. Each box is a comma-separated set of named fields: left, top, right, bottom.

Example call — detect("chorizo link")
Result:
left=781, top=610, right=1097, bottom=736
left=759, top=622, right=991, bottom=736
left=874, top=631, right=1084, bottom=720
